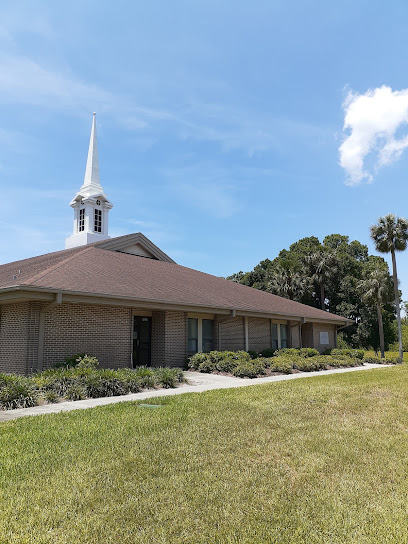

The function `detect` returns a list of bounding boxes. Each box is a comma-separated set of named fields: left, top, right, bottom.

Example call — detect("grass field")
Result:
left=1, top=365, right=408, bottom=543
left=364, top=350, right=408, bottom=362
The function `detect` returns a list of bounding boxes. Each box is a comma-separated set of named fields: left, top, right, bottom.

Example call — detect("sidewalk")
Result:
left=0, top=363, right=390, bottom=422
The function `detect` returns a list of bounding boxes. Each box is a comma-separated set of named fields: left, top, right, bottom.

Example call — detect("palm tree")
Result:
left=359, top=267, right=392, bottom=358
left=306, top=250, right=339, bottom=310
left=370, top=214, right=408, bottom=360
left=266, top=263, right=309, bottom=301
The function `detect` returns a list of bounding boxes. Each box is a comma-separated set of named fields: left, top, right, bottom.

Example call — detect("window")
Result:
left=202, top=319, right=214, bottom=353
left=188, top=317, right=214, bottom=355
left=94, top=209, right=102, bottom=232
left=271, top=323, right=279, bottom=349
left=271, top=322, right=289, bottom=349
left=280, top=324, right=288, bottom=349
left=78, top=209, right=85, bottom=232
left=188, top=318, right=198, bottom=356
left=96, top=199, right=101, bottom=205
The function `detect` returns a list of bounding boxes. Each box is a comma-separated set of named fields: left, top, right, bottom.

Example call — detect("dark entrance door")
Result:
left=133, top=316, right=152, bottom=367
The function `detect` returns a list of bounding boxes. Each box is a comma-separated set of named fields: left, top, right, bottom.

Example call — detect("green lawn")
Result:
left=1, top=366, right=408, bottom=543
left=364, top=350, right=408, bottom=362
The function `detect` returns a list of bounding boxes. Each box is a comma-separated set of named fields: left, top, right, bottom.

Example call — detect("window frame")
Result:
left=187, top=314, right=214, bottom=355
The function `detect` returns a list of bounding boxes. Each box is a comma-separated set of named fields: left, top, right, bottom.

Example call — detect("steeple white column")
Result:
left=65, top=113, right=113, bottom=249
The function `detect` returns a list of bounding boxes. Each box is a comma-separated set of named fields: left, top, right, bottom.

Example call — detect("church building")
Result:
left=0, top=115, right=351, bottom=374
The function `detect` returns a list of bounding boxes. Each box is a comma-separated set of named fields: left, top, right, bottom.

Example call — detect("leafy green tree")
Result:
left=227, top=233, right=397, bottom=350
left=306, top=249, right=339, bottom=310
left=370, top=214, right=408, bottom=359
left=359, top=265, right=393, bottom=358
left=266, top=261, right=309, bottom=301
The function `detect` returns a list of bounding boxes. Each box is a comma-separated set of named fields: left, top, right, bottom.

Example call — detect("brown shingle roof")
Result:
left=0, top=239, right=349, bottom=323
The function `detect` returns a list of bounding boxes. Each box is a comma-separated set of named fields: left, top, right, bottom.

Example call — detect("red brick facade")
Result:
left=0, top=301, right=338, bottom=374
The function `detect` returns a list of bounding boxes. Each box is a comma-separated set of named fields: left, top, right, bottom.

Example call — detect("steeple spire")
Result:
left=80, top=112, right=103, bottom=197
left=65, top=113, right=113, bottom=249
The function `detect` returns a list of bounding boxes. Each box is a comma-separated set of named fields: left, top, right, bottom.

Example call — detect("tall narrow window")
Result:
left=188, top=318, right=198, bottom=356
left=202, top=319, right=214, bottom=353
left=78, top=209, right=85, bottom=232
left=94, top=209, right=102, bottom=232
left=271, top=323, right=279, bottom=349
left=280, top=324, right=288, bottom=349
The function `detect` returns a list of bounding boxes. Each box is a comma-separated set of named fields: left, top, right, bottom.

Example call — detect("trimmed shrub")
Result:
left=247, top=350, right=259, bottom=360
left=328, top=357, right=360, bottom=368
left=299, top=348, right=319, bottom=358
left=269, top=359, right=293, bottom=374
left=363, top=356, right=381, bottom=364
left=277, top=348, right=300, bottom=358
left=198, top=359, right=216, bottom=373
left=0, top=377, right=38, bottom=410
left=188, top=352, right=209, bottom=370
left=294, top=357, right=327, bottom=372
left=232, top=359, right=265, bottom=378
left=261, top=348, right=276, bottom=358
left=321, top=348, right=332, bottom=355
left=276, top=348, right=319, bottom=358
left=331, top=349, right=364, bottom=360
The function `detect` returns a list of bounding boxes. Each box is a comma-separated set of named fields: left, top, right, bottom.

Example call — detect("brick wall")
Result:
left=219, top=316, right=245, bottom=351
left=151, top=310, right=165, bottom=366
left=248, top=317, right=271, bottom=352
left=163, top=310, right=187, bottom=367
left=0, top=302, right=30, bottom=374
left=290, top=324, right=301, bottom=348
left=301, top=323, right=314, bottom=348
left=43, top=302, right=132, bottom=369
left=312, top=323, right=336, bottom=353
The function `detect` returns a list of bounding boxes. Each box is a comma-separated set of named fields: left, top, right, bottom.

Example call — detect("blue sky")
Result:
left=1, top=0, right=408, bottom=298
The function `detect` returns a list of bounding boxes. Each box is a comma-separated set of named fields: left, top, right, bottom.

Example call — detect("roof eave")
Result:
left=0, top=285, right=352, bottom=325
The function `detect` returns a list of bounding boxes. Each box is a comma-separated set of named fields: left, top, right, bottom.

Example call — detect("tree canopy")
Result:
left=227, top=234, right=396, bottom=350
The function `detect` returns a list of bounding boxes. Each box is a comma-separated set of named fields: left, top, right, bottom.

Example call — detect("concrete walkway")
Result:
left=0, top=363, right=390, bottom=422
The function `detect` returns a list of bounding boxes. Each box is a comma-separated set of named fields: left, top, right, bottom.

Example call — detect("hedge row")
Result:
left=188, top=349, right=378, bottom=378
left=0, top=356, right=184, bottom=410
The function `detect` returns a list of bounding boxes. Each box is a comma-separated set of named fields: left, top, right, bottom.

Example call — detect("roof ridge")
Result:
left=23, top=246, right=94, bottom=286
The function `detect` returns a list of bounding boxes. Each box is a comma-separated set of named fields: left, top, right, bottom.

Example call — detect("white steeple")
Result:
left=65, top=113, right=113, bottom=249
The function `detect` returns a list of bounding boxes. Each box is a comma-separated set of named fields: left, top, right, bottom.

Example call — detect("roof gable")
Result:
left=94, top=233, right=175, bottom=262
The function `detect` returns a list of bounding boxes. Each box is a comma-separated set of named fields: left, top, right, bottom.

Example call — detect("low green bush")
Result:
left=328, top=357, right=360, bottom=368
left=299, top=348, right=320, bottom=357
left=260, top=348, right=276, bottom=358
left=276, top=348, right=319, bottom=358
left=115, top=369, right=142, bottom=393
left=0, top=377, right=38, bottom=410
left=154, top=367, right=182, bottom=388
left=188, top=352, right=209, bottom=370
left=331, top=349, right=364, bottom=360
left=66, top=383, right=87, bottom=401
left=232, top=359, right=265, bottom=378
left=363, top=356, right=381, bottom=364
left=247, top=350, right=259, bottom=360
left=321, top=348, right=332, bottom=355
left=294, top=357, right=327, bottom=372
left=76, top=355, right=100, bottom=369
left=269, top=359, right=293, bottom=374
left=132, top=366, right=156, bottom=388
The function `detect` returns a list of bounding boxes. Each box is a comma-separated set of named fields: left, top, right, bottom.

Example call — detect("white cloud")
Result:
left=339, top=85, right=408, bottom=185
